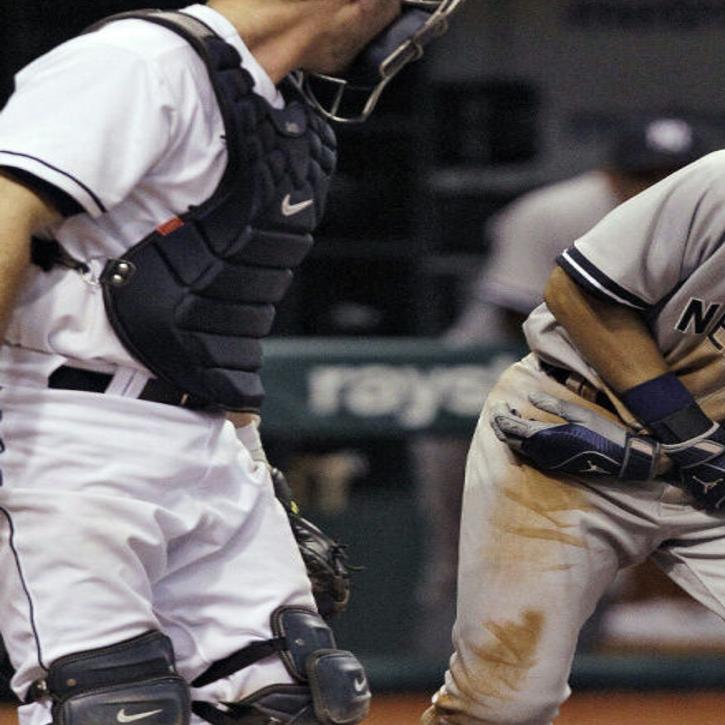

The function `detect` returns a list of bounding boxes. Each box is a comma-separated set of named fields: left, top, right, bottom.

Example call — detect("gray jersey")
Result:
left=525, top=150, right=725, bottom=420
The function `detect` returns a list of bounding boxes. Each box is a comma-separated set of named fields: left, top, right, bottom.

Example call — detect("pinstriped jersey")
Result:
left=524, top=150, right=725, bottom=421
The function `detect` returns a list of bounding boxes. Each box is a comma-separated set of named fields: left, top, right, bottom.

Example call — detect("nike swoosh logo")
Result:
left=117, top=708, right=164, bottom=723
left=353, top=676, right=367, bottom=693
left=282, top=194, right=314, bottom=217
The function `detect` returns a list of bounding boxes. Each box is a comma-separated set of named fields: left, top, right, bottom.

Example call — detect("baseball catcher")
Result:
left=0, top=1, right=466, bottom=725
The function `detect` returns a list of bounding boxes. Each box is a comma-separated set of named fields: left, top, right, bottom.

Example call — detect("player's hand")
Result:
left=269, top=467, right=352, bottom=619
left=663, top=426, right=725, bottom=510
left=490, top=392, right=662, bottom=480
left=235, top=419, right=354, bottom=617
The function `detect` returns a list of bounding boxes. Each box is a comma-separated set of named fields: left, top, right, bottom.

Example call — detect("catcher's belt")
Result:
left=47, top=365, right=210, bottom=409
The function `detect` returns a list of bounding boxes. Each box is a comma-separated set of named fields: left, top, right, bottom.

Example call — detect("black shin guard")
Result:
left=192, top=608, right=369, bottom=724
left=194, top=686, right=316, bottom=724
left=28, top=631, right=190, bottom=725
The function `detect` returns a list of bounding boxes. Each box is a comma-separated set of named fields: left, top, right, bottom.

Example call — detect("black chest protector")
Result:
left=37, top=10, right=336, bottom=412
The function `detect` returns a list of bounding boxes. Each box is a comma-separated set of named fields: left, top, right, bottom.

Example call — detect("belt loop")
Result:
left=104, top=369, right=149, bottom=398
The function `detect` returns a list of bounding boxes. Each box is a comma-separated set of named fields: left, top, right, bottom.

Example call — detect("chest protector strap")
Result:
left=50, top=10, right=337, bottom=411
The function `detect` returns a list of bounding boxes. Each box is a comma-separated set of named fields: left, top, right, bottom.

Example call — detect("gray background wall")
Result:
left=430, top=0, right=725, bottom=182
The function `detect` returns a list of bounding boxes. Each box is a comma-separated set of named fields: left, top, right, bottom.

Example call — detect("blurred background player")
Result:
left=413, top=115, right=712, bottom=660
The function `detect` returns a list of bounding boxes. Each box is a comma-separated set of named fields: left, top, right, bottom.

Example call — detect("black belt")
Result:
left=48, top=365, right=210, bottom=410
left=540, top=361, right=617, bottom=414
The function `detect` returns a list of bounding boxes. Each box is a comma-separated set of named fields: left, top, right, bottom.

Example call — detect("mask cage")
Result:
left=295, top=0, right=467, bottom=124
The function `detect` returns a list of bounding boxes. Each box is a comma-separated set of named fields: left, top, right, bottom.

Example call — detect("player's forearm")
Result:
left=544, top=266, right=669, bottom=393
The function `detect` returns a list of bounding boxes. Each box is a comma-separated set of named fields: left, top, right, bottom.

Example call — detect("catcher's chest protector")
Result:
left=80, top=11, right=336, bottom=411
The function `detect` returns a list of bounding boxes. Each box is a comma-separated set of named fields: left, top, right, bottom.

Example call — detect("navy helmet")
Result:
left=610, top=117, right=709, bottom=174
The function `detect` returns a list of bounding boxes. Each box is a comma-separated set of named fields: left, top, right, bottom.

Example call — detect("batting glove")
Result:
left=658, top=426, right=725, bottom=509
left=621, top=372, right=725, bottom=510
left=491, top=392, right=661, bottom=480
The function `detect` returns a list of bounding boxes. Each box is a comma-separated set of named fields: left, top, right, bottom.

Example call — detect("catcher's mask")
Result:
left=297, top=0, right=467, bottom=124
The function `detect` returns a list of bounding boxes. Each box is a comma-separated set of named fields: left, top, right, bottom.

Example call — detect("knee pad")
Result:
left=192, top=607, right=370, bottom=724
left=27, top=630, right=190, bottom=725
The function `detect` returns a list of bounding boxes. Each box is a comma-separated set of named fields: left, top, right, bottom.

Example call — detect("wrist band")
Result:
left=622, top=372, right=712, bottom=444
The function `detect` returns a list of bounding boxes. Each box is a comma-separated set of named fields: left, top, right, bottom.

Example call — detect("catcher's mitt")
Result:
left=270, top=467, right=353, bottom=619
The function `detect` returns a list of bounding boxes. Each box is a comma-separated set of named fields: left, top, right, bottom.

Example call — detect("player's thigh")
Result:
left=456, top=444, right=615, bottom=701
left=459, top=359, right=634, bottom=622
left=151, top=434, right=314, bottom=703
left=653, top=511, right=725, bottom=620
left=443, top=362, right=657, bottom=723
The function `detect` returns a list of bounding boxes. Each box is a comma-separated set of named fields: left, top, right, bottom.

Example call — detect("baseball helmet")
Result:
left=610, top=117, right=709, bottom=173
left=297, top=0, right=467, bottom=123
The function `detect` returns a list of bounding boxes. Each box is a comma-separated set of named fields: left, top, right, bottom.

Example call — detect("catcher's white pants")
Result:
left=426, top=354, right=725, bottom=725
left=0, top=381, right=315, bottom=725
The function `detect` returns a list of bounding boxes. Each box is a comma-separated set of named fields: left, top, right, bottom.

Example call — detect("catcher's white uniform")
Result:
left=0, top=6, right=315, bottom=725
left=426, top=151, right=725, bottom=724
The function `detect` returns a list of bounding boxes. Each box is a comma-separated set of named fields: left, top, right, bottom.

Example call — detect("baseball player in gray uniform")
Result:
left=413, top=117, right=710, bottom=662
left=0, top=2, right=465, bottom=725
left=423, top=148, right=725, bottom=724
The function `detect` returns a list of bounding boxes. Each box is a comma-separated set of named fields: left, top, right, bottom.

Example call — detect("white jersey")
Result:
left=525, top=150, right=725, bottom=419
left=0, top=4, right=282, bottom=380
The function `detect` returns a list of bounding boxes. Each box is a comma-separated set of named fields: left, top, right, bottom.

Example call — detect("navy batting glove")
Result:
left=622, top=372, right=725, bottom=510
left=491, top=392, right=660, bottom=480
left=661, top=426, right=725, bottom=509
